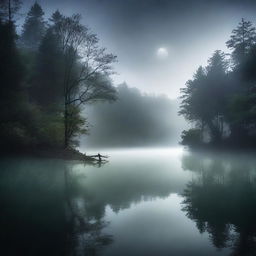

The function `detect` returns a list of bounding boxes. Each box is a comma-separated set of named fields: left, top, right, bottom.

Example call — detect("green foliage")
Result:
left=0, top=20, right=23, bottom=96
left=66, top=105, right=89, bottom=147
left=20, top=2, right=46, bottom=49
left=0, top=93, right=40, bottom=149
left=226, top=18, right=256, bottom=66
left=180, top=129, right=202, bottom=147
left=228, top=93, right=256, bottom=127
left=180, top=51, right=228, bottom=143
left=179, top=66, right=207, bottom=123
left=36, top=110, right=64, bottom=148
left=31, top=28, right=64, bottom=106
left=0, top=0, right=21, bottom=22
left=0, top=2, right=117, bottom=152
left=180, top=19, right=256, bottom=147
left=49, top=12, right=117, bottom=147
left=0, top=19, right=29, bottom=151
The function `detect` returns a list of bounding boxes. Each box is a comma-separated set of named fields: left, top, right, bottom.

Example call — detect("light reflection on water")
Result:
left=102, top=194, right=227, bottom=256
left=80, top=146, right=184, bottom=158
left=1, top=148, right=256, bottom=255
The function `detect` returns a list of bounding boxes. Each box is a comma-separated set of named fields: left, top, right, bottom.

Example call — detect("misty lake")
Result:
left=1, top=148, right=256, bottom=256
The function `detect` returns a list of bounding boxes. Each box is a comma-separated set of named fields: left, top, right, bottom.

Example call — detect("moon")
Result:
left=157, top=47, right=169, bottom=59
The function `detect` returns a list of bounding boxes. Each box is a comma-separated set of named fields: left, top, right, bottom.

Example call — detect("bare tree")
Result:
left=51, top=13, right=117, bottom=147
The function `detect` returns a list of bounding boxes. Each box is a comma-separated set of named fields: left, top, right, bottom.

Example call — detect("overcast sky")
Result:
left=21, top=0, right=256, bottom=98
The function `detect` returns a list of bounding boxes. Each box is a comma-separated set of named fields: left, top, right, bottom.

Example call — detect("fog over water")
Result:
left=2, top=149, right=256, bottom=255
left=81, top=84, right=188, bottom=148
left=2, top=0, right=256, bottom=255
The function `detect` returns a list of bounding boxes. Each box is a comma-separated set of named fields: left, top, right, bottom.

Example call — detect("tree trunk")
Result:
left=8, top=0, right=11, bottom=22
left=64, top=102, right=69, bottom=148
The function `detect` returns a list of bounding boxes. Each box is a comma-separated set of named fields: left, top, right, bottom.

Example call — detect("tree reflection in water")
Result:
left=181, top=151, right=256, bottom=256
left=0, top=158, right=112, bottom=256
left=64, top=161, right=112, bottom=256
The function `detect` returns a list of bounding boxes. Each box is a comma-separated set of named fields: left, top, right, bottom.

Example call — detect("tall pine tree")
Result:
left=0, top=0, right=21, bottom=23
left=20, top=1, right=46, bottom=49
left=226, top=18, right=256, bottom=66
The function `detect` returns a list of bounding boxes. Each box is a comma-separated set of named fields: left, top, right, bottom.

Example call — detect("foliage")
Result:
left=180, top=19, right=256, bottom=147
left=226, top=18, right=256, bottom=66
left=180, top=129, right=202, bottom=147
left=180, top=51, right=229, bottom=144
left=48, top=12, right=117, bottom=147
left=0, top=2, right=117, bottom=152
left=65, top=105, right=89, bottom=147
left=20, top=2, right=46, bottom=49
left=31, top=28, right=64, bottom=106
left=0, top=0, right=21, bottom=22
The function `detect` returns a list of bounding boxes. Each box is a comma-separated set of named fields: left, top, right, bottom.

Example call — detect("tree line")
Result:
left=180, top=18, right=256, bottom=148
left=0, top=0, right=117, bottom=153
left=83, top=83, right=187, bottom=148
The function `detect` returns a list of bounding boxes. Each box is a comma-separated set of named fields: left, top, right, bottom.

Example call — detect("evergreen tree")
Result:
left=226, top=18, right=256, bottom=66
left=0, top=20, right=23, bottom=97
left=205, top=51, right=229, bottom=142
left=180, top=51, right=229, bottom=144
left=207, top=50, right=228, bottom=76
left=31, top=28, right=64, bottom=107
left=20, top=1, right=46, bottom=49
left=0, top=0, right=21, bottom=23
left=49, top=10, right=62, bottom=25
left=0, top=18, right=32, bottom=150
left=179, top=66, right=207, bottom=125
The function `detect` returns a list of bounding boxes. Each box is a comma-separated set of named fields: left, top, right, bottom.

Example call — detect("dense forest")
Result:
left=2, top=1, right=256, bottom=154
left=0, top=0, right=117, bottom=155
left=180, top=18, right=256, bottom=148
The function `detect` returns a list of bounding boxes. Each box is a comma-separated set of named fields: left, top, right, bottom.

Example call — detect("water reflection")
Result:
left=181, top=151, right=256, bottom=255
left=2, top=149, right=256, bottom=256
left=64, top=165, right=112, bottom=256
left=0, top=158, right=67, bottom=256
left=69, top=149, right=187, bottom=217
left=0, top=149, right=190, bottom=256
left=0, top=158, right=112, bottom=256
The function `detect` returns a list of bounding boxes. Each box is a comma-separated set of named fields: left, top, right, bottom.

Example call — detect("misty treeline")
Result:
left=0, top=1, right=116, bottom=152
left=180, top=18, right=256, bottom=148
left=83, top=83, right=187, bottom=148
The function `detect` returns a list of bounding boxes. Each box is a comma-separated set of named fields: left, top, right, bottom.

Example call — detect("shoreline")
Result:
left=0, top=147, right=96, bottom=161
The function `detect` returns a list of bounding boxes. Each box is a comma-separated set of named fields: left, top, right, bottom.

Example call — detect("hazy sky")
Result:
left=21, top=0, right=256, bottom=98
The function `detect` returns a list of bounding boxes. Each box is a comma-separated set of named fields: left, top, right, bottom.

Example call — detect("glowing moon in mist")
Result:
left=157, top=47, right=169, bottom=58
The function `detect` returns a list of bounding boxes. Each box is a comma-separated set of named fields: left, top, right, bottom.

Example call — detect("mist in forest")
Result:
left=82, top=84, right=188, bottom=148
left=3, top=1, right=256, bottom=256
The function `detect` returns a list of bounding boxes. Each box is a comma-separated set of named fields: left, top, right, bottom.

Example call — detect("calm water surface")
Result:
left=1, top=148, right=256, bottom=255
